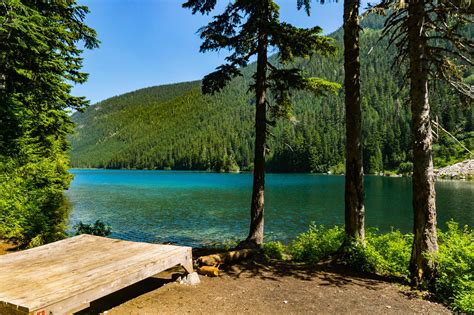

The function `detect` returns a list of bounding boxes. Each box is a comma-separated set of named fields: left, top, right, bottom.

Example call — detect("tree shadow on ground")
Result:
left=220, top=254, right=406, bottom=292
left=75, top=268, right=185, bottom=315
left=75, top=278, right=167, bottom=314
left=74, top=250, right=410, bottom=314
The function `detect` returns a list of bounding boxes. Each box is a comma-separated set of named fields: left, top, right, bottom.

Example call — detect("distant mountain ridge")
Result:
left=70, top=15, right=473, bottom=173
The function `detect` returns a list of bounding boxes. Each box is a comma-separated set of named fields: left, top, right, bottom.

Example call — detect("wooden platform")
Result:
left=0, top=234, right=193, bottom=315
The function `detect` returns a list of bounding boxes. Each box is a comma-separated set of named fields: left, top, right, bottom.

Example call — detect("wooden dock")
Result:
left=0, top=234, right=193, bottom=315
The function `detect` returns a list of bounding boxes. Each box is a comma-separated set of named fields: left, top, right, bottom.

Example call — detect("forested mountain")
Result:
left=70, top=16, right=473, bottom=173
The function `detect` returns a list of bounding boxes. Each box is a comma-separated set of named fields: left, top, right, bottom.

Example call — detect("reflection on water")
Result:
left=66, top=170, right=473, bottom=247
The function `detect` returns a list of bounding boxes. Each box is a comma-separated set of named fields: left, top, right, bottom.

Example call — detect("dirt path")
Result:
left=0, top=240, right=17, bottom=255
left=81, top=260, right=450, bottom=314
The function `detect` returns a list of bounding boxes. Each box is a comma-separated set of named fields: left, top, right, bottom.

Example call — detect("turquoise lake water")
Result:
left=66, top=169, right=473, bottom=246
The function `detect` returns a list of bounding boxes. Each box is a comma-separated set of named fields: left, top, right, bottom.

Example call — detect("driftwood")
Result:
left=196, top=249, right=257, bottom=266
left=197, top=266, right=220, bottom=277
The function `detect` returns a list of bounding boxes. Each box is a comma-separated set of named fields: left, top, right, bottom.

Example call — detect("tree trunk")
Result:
left=343, top=0, right=365, bottom=243
left=243, top=29, right=268, bottom=248
left=0, top=22, right=7, bottom=92
left=407, top=0, right=438, bottom=287
left=0, top=1, right=12, bottom=92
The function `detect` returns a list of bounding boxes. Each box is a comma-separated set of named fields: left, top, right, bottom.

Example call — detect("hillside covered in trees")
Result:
left=70, top=16, right=473, bottom=173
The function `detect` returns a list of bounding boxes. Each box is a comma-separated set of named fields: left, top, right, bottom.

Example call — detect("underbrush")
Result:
left=262, top=241, right=285, bottom=260
left=265, top=221, right=472, bottom=313
left=0, top=157, right=72, bottom=247
left=289, top=224, right=344, bottom=263
left=288, top=225, right=412, bottom=277
left=433, top=221, right=473, bottom=312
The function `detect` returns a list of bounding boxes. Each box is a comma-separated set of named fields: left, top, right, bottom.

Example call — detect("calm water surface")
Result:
left=66, top=170, right=473, bottom=246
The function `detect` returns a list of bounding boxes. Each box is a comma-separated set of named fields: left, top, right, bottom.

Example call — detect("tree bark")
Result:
left=243, top=29, right=268, bottom=248
left=407, top=0, right=438, bottom=287
left=343, top=0, right=365, bottom=243
left=0, top=8, right=7, bottom=92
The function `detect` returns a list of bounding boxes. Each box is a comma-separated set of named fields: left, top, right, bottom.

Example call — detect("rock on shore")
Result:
left=435, top=159, right=474, bottom=180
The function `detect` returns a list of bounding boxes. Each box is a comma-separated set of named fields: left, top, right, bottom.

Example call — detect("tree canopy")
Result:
left=0, top=0, right=98, bottom=245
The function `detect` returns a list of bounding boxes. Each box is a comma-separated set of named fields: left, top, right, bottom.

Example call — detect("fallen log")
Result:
left=197, top=266, right=220, bottom=277
left=196, top=249, right=257, bottom=266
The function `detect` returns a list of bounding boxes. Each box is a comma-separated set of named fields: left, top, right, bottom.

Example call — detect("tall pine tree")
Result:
left=374, top=0, right=472, bottom=286
left=298, top=0, right=366, bottom=244
left=343, top=0, right=365, bottom=244
left=184, top=0, right=340, bottom=247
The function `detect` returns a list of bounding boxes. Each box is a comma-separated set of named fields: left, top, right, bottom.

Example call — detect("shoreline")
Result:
left=68, top=167, right=473, bottom=180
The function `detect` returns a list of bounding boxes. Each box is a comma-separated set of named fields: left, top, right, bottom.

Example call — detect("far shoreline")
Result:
left=68, top=167, right=473, bottom=181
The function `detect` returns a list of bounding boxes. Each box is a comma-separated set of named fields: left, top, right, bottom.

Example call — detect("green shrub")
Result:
left=289, top=224, right=410, bottom=275
left=339, top=230, right=412, bottom=277
left=329, top=163, right=345, bottom=175
left=263, top=241, right=285, bottom=260
left=433, top=221, right=474, bottom=313
left=366, top=229, right=412, bottom=279
left=289, top=224, right=344, bottom=264
left=340, top=239, right=380, bottom=273
left=201, top=238, right=239, bottom=251
left=398, top=162, right=413, bottom=175
left=0, top=156, right=71, bottom=246
left=73, top=220, right=112, bottom=237
left=27, top=234, right=45, bottom=249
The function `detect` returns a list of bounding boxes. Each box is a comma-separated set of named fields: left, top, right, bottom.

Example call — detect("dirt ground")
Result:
left=0, top=241, right=17, bottom=255
left=80, top=258, right=450, bottom=315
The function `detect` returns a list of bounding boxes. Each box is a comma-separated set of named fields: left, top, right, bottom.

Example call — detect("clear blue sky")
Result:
left=73, top=0, right=364, bottom=104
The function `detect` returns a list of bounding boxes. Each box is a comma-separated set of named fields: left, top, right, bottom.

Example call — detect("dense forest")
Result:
left=0, top=0, right=98, bottom=245
left=70, top=15, right=473, bottom=173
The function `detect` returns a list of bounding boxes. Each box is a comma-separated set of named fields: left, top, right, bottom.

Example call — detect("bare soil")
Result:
left=79, top=255, right=450, bottom=315
left=0, top=240, right=18, bottom=255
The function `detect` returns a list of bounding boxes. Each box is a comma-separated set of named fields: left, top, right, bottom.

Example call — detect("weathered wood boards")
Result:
left=0, top=234, right=193, bottom=315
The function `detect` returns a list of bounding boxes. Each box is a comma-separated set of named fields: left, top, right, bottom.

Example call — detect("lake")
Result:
left=66, top=169, right=473, bottom=247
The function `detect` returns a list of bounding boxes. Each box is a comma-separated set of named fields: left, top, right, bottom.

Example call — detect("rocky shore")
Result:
left=435, top=159, right=474, bottom=180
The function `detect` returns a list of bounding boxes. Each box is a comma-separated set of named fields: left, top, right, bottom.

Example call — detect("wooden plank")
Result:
left=0, top=235, right=193, bottom=315
left=0, top=245, right=137, bottom=289
left=0, top=241, right=142, bottom=296
left=3, top=241, right=180, bottom=291
left=3, top=241, right=186, bottom=306
left=36, top=249, right=191, bottom=314
left=1, top=237, right=192, bottom=312
left=1, top=240, right=168, bottom=294
left=15, top=247, right=184, bottom=307
left=0, top=234, right=92, bottom=265
left=0, top=235, right=133, bottom=270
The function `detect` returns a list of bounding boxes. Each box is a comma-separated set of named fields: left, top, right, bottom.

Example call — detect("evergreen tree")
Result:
left=0, top=0, right=98, bottom=245
left=375, top=0, right=473, bottom=286
left=184, top=0, right=339, bottom=247
left=299, top=0, right=366, bottom=244
left=343, top=0, right=365, bottom=243
left=342, top=0, right=365, bottom=245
